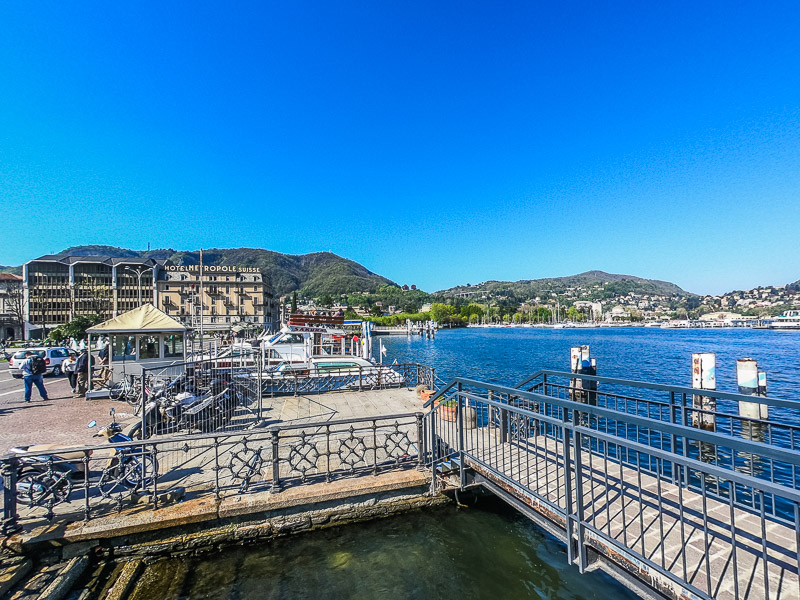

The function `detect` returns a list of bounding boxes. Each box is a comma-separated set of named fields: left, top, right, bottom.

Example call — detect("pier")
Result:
left=425, top=371, right=800, bottom=600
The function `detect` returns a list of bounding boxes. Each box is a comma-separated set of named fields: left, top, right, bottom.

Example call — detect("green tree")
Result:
left=291, top=292, right=298, bottom=313
left=370, top=304, right=384, bottom=317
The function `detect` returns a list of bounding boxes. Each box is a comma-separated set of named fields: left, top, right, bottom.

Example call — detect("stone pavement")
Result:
left=0, top=372, right=124, bottom=453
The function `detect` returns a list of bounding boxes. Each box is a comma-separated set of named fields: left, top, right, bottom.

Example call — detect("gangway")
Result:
left=423, top=373, right=800, bottom=600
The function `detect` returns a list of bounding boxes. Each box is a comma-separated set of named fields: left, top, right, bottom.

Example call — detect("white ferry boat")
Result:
left=769, top=310, right=800, bottom=330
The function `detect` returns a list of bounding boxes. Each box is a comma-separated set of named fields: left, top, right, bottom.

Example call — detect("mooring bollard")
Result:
left=570, top=346, right=594, bottom=403
left=737, top=358, right=769, bottom=421
left=691, top=352, right=716, bottom=431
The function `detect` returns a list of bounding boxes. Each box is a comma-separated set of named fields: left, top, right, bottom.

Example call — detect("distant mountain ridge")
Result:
left=56, top=245, right=395, bottom=297
left=436, top=270, right=692, bottom=300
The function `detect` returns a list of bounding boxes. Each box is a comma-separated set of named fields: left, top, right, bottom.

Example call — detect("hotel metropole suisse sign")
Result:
left=164, top=265, right=261, bottom=274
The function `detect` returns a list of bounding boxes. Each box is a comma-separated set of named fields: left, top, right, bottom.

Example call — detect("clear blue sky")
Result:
left=2, top=2, right=799, bottom=295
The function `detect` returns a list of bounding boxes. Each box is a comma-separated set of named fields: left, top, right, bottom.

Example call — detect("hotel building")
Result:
left=24, top=255, right=278, bottom=333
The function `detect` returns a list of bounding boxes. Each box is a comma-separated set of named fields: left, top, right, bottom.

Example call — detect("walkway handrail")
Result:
left=426, top=376, right=800, bottom=599
left=451, top=379, right=800, bottom=466
left=516, top=369, right=800, bottom=410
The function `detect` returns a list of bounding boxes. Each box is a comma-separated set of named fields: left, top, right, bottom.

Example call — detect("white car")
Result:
left=8, top=347, right=71, bottom=378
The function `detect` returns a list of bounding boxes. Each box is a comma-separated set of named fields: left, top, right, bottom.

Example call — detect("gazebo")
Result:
left=87, top=304, right=188, bottom=385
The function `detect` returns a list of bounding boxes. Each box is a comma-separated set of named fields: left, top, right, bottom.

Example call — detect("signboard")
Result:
left=164, top=265, right=261, bottom=273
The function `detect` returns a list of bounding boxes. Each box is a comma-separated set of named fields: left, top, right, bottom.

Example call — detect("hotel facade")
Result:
left=24, top=255, right=278, bottom=334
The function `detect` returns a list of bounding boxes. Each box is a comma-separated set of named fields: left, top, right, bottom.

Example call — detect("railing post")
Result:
left=457, top=383, right=465, bottom=490
left=141, top=367, right=149, bottom=440
left=431, top=367, right=436, bottom=391
left=270, top=427, right=282, bottom=492
left=430, top=406, right=438, bottom=494
left=572, top=409, right=588, bottom=573
left=415, top=412, right=425, bottom=470
left=358, top=366, right=363, bottom=392
left=562, top=403, right=575, bottom=566
left=1, top=454, right=20, bottom=535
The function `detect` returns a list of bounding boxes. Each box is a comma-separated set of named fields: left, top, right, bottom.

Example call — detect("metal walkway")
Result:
left=425, top=373, right=800, bottom=600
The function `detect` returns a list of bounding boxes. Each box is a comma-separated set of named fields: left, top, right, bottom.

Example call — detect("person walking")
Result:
left=74, top=349, right=93, bottom=396
left=21, top=351, right=49, bottom=403
left=63, top=352, right=78, bottom=393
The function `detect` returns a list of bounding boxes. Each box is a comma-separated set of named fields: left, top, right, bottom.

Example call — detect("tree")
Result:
left=370, top=304, right=384, bottom=317
left=3, top=278, right=26, bottom=340
left=291, top=291, right=297, bottom=313
left=318, top=294, right=334, bottom=307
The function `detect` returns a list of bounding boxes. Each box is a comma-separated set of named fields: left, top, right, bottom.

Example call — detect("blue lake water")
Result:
left=380, top=327, right=800, bottom=399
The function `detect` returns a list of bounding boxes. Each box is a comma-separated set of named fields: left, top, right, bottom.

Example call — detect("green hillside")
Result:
left=57, top=246, right=395, bottom=297
left=436, top=270, right=693, bottom=303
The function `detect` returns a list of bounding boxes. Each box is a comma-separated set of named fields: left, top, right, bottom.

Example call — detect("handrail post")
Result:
left=457, top=383, right=465, bottom=490
left=415, top=412, right=425, bottom=470
left=1, top=454, right=20, bottom=535
left=562, top=402, right=575, bottom=566
left=358, top=366, right=363, bottom=392
left=572, top=409, right=587, bottom=573
left=270, top=427, right=282, bottom=492
left=430, top=406, right=438, bottom=494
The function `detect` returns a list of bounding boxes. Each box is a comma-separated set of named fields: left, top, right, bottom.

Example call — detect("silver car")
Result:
left=8, top=347, right=71, bottom=378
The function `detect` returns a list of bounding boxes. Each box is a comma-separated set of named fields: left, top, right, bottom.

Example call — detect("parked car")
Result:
left=8, top=347, right=70, bottom=378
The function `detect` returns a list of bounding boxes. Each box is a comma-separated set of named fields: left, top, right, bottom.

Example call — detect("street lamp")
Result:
left=124, top=266, right=155, bottom=307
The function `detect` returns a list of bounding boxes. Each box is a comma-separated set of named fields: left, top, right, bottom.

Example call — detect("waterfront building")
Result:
left=23, top=255, right=279, bottom=334
left=23, top=255, right=166, bottom=331
left=157, top=264, right=278, bottom=333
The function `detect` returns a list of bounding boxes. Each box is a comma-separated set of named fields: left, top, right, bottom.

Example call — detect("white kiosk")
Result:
left=86, top=304, right=188, bottom=388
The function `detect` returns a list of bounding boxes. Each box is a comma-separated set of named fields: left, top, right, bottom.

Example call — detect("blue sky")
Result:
left=2, top=2, right=799, bottom=295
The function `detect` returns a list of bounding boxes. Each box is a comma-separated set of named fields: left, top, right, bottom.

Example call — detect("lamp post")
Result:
left=124, top=266, right=154, bottom=307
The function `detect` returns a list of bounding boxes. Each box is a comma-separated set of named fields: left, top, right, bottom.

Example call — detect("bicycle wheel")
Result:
left=17, top=470, right=72, bottom=508
left=121, top=453, right=158, bottom=489
left=108, top=382, right=124, bottom=401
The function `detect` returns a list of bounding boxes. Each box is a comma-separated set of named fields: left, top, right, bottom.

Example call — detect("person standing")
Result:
left=21, top=351, right=49, bottom=403
left=74, top=349, right=93, bottom=396
left=63, top=353, right=78, bottom=393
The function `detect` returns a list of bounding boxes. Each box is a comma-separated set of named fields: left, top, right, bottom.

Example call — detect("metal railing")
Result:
left=424, top=377, right=800, bottom=600
left=135, top=361, right=436, bottom=439
left=2, top=413, right=424, bottom=534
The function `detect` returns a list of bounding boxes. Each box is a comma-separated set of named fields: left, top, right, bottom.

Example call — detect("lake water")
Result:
left=133, top=327, right=799, bottom=599
left=381, top=326, right=800, bottom=398
left=130, top=500, right=641, bottom=600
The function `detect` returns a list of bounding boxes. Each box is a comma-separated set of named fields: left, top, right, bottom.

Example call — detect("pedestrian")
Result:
left=21, top=351, right=49, bottom=403
left=63, top=352, right=78, bottom=393
left=74, top=349, right=93, bottom=396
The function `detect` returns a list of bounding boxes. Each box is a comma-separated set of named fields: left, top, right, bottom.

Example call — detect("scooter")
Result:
left=10, top=409, right=156, bottom=508
left=10, top=444, right=90, bottom=508
left=137, top=379, right=240, bottom=437
left=92, top=408, right=158, bottom=497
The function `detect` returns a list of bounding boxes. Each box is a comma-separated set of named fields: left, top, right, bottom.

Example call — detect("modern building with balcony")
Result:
left=23, top=255, right=166, bottom=331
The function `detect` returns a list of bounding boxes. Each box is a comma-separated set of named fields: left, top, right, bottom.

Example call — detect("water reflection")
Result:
left=128, top=501, right=641, bottom=600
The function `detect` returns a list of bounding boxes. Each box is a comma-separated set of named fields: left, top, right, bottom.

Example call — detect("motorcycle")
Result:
left=10, top=409, right=156, bottom=509
left=135, top=378, right=241, bottom=437
left=93, top=408, right=158, bottom=497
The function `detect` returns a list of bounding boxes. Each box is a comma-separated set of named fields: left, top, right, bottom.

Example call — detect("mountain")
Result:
left=56, top=246, right=395, bottom=297
left=435, top=270, right=692, bottom=302
left=0, top=265, right=22, bottom=275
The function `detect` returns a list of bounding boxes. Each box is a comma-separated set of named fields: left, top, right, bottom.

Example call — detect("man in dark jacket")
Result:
left=74, top=349, right=94, bottom=396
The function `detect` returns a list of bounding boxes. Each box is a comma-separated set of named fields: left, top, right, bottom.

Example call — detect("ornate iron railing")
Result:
left=1, top=413, right=424, bottom=534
